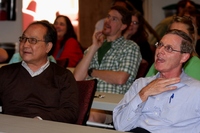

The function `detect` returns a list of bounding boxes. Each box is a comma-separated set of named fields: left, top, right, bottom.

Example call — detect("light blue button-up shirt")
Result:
left=113, top=71, right=200, bottom=132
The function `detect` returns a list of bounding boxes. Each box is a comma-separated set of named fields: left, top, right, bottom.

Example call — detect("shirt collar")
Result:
left=21, top=59, right=50, bottom=77
left=154, top=69, right=190, bottom=87
left=104, top=36, right=124, bottom=47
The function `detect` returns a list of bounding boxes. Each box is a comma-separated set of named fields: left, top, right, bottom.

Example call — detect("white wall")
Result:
left=0, top=0, right=22, bottom=43
left=1, top=0, right=200, bottom=43
left=144, top=0, right=200, bottom=28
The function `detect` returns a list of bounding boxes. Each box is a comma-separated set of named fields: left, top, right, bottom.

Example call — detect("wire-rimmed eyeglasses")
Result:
left=155, top=42, right=183, bottom=53
left=19, top=36, right=46, bottom=45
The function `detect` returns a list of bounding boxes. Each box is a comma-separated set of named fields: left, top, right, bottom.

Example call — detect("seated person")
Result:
left=113, top=29, right=200, bottom=132
left=74, top=6, right=142, bottom=124
left=0, top=21, right=79, bottom=123
left=53, top=15, right=83, bottom=67
left=123, top=10, right=154, bottom=73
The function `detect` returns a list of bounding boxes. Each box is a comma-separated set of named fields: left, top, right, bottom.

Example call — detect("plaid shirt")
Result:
left=87, top=37, right=142, bottom=94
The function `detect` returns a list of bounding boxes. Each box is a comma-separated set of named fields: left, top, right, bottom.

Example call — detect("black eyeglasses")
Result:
left=155, top=42, right=183, bottom=53
left=19, top=36, right=46, bottom=44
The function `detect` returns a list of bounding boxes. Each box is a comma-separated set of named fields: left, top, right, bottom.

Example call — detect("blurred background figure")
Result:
left=149, top=0, right=198, bottom=52
left=124, top=10, right=154, bottom=74
left=53, top=15, right=83, bottom=67
left=0, top=48, right=8, bottom=63
left=195, top=12, right=200, bottom=57
left=180, top=6, right=200, bottom=57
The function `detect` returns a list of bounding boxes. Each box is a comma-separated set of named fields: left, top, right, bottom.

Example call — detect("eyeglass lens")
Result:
left=155, top=42, right=182, bottom=53
left=19, top=36, right=44, bottom=44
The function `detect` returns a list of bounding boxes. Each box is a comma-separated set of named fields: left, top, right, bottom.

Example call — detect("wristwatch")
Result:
left=88, top=68, right=94, bottom=77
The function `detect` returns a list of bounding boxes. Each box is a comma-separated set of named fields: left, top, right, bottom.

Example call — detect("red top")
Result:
left=53, top=38, right=83, bottom=67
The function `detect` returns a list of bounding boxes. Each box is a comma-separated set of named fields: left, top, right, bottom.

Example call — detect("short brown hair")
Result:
left=110, top=5, right=132, bottom=35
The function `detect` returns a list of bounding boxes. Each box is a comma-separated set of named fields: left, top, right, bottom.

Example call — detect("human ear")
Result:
left=46, top=42, right=53, bottom=54
left=181, top=53, right=190, bottom=63
left=120, top=24, right=127, bottom=31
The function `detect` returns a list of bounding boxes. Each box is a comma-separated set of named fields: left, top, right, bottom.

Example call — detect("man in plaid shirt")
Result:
left=74, top=5, right=142, bottom=124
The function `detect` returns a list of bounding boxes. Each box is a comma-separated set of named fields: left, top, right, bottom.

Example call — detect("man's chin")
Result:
left=21, top=56, right=31, bottom=62
left=102, top=28, right=111, bottom=36
left=154, top=64, right=163, bottom=72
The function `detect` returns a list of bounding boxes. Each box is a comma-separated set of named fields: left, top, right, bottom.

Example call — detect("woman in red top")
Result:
left=53, top=15, right=83, bottom=67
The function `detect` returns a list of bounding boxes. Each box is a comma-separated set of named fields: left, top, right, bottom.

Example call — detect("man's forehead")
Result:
left=161, top=34, right=182, bottom=45
left=24, top=24, right=46, bottom=37
left=108, top=10, right=122, bottom=18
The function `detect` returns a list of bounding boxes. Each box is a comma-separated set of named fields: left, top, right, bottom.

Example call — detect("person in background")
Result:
left=124, top=10, right=154, bottom=73
left=113, top=29, right=200, bottom=133
left=195, top=13, right=200, bottom=57
left=53, top=15, right=83, bottom=67
left=0, top=21, right=79, bottom=123
left=149, top=0, right=198, bottom=51
left=146, top=16, right=200, bottom=81
left=94, top=0, right=134, bottom=33
left=74, top=6, right=142, bottom=124
left=180, top=7, right=200, bottom=57
left=0, top=48, right=8, bottom=63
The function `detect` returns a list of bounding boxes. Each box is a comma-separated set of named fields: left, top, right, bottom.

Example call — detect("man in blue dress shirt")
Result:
left=113, top=29, right=200, bottom=133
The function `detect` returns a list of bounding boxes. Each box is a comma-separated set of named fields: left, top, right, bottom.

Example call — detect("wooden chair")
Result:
left=76, top=79, right=97, bottom=125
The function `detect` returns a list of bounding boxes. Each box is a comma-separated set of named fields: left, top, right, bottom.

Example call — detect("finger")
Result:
left=165, top=86, right=177, bottom=91
left=157, top=77, right=180, bottom=85
left=95, top=32, right=102, bottom=38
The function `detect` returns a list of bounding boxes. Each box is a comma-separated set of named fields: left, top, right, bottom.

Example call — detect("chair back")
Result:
left=56, top=58, right=69, bottom=68
left=76, top=79, right=97, bottom=125
left=136, top=59, right=149, bottom=79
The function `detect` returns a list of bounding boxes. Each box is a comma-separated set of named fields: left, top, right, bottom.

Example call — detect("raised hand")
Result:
left=92, top=31, right=105, bottom=49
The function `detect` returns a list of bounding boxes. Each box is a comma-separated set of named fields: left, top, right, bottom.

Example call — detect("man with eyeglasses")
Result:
left=74, top=6, right=142, bottom=124
left=146, top=14, right=200, bottom=81
left=0, top=21, right=79, bottom=123
left=113, top=29, right=200, bottom=133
